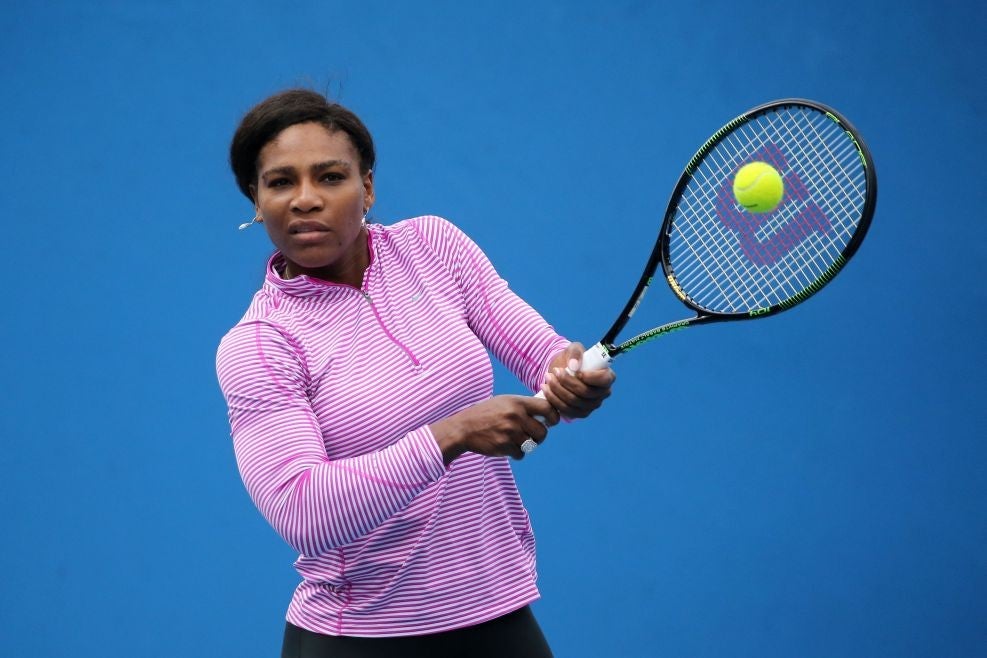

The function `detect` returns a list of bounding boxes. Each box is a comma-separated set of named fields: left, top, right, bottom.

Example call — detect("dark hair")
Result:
left=229, top=88, right=376, bottom=202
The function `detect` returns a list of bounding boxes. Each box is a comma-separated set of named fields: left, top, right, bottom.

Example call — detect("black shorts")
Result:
left=281, top=605, right=553, bottom=658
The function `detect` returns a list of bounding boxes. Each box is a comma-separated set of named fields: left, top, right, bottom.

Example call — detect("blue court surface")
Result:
left=2, top=2, right=984, bottom=656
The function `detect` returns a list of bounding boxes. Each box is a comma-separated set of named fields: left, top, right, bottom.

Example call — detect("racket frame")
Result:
left=597, top=98, right=877, bottom=361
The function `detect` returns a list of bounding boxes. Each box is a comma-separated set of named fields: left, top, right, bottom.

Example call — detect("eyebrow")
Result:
left=260, top=159, right=353, bottom=181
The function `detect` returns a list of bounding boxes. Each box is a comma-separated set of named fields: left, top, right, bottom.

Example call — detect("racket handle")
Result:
left=575, top=342, right=613, bottom=373
left=533, top=342, right=612, bottom=416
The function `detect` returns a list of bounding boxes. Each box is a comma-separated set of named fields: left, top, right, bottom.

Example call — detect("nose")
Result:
left=290, top=178, right=323, bottom=213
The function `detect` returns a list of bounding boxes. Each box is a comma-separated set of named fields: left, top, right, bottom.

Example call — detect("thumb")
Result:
left=563, top=342, right=586, bottom=374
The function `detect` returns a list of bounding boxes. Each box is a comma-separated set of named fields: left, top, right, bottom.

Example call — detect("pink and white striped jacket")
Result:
left=216, top=216, right=569, bottom=637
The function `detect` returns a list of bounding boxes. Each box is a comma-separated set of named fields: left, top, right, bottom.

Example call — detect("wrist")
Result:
left=430, top=417, right=466, bottom=465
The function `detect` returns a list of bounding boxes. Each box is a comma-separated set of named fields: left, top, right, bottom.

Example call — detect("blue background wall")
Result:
left=2, top=1, right=985, bottom=656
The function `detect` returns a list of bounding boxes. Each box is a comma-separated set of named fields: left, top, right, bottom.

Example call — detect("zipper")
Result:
left=359, top=290, right=422, bottom=368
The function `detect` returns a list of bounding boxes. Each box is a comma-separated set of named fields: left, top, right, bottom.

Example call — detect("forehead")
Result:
left=258, top=122, right=358, bottom=169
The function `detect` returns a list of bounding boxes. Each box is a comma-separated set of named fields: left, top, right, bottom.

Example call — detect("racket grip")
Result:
left=533, top=342, right=612, bottom=418
left=575, top=342, right=613, bottom=373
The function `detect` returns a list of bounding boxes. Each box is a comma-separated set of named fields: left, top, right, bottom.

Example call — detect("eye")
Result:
left=267, top=177, right=291, bottom=189
left=321, top=171, right=345, bottom=183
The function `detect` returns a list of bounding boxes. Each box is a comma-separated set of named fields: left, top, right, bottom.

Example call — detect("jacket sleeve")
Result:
left=414, top=216, right=570, bottom=392
left=216, top=320, right=447, bottom=557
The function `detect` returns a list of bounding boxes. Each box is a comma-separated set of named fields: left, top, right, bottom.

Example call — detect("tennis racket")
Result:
left=557, top=98, right=877, bottom=374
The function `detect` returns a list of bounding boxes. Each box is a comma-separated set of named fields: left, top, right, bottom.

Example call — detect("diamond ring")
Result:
left=521, top=438, right=538, bottom=454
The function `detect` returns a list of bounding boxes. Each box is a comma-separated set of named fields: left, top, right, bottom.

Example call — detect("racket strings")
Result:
left=682, top=125, right=801, bottom=305
left=676, top=132, right=775, bottom=303
left=770, top=113, right=863, bottom=253
left=747, top=114, right=845, bottom=295
left=766, top=112, right=866, bottom=289
left=668, top=105, right=868, bottom=314
left=700, top=112, right=828, bottom=306
left=676, top=178, right=767, bottom=306
left=676, top=139, right=790, bottom=308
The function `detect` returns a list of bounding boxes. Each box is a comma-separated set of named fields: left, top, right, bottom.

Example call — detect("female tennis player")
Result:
left=216, top=89, right=615, bottom=658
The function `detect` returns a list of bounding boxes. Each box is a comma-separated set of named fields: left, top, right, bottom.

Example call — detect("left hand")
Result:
left=540, top=342, right=616, bottom=419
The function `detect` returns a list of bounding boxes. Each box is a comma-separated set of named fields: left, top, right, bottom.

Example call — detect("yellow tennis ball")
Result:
left=733, top=162, right=785, bottom=213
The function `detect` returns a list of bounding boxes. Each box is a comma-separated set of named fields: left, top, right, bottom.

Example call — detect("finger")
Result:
left=509, top=429, right=538, bottom=460
left=522, top=435, right=544, bottom=457
left=561, top=365, right=616, bottom=401
left=562, top=342, right=585, bottom=375
left=540, top=376, right=591, bottom=417
left=515, top=424, right=548, bottom=460
left=506, top=441, right=525, bottom=460
left=522, top=395, right=561, bottom=427
left=542, top=370, right=608, bottom=418
left=520, top=409, right=551, bottom=441
left=577, top=367, right=617, bottom=389
left=549, top=367, right=606, bottom=403
left=490, top=427, right=526, bottom=460
left=538, top=383, right=566, bottom=417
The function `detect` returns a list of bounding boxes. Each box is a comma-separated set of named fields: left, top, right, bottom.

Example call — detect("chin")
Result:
left=290, top=240, right=348, bottom=263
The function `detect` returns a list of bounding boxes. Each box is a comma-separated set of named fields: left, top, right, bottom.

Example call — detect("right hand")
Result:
left=430, top=395, right=561, bottom=465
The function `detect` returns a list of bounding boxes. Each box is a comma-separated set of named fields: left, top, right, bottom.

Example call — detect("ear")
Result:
left=248, top=185, right=263, bottom=222
left=362, top=170, right=375, bottom=212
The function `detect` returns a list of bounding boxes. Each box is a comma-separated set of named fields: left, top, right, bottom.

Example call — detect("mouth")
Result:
left=288, top=221, right=330, bottom=235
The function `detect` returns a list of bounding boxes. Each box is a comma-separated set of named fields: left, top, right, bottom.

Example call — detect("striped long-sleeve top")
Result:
left=216, top=215, right=570, bottom=637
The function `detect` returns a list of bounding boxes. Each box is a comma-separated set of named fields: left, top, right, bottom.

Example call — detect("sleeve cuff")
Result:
left=405, top=426, right=449, bottom=480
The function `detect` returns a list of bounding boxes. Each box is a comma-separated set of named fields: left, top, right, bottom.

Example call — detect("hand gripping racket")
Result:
left=536, top=99, right=877, bottom=414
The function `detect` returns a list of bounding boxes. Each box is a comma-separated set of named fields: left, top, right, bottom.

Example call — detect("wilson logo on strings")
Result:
left=715, top=143, right=831, bottom=267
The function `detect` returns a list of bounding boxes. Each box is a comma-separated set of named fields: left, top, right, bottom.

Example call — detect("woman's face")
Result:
left=252, top=122, right=375, bottom=284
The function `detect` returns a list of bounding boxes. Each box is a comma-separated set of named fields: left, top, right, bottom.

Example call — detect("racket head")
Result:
left=660, top=99, right=877, bottom=320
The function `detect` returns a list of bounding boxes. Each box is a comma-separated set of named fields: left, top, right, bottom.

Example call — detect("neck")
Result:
left=283, top=226, right=371, bottom=288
